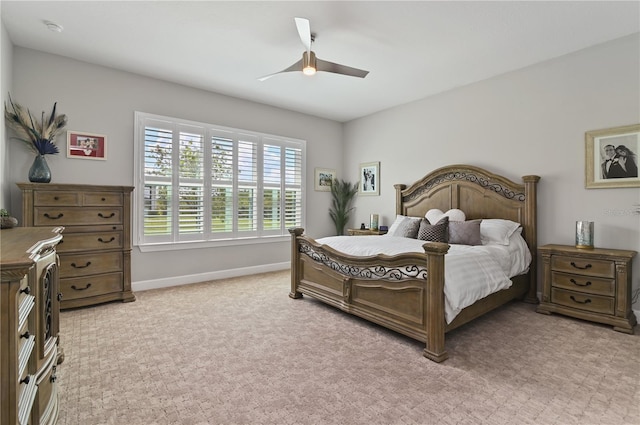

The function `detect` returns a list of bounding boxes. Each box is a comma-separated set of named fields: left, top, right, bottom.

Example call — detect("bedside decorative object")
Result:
left=575, top=220, right=594, bottom=249
left=537, top=244, right=637, bottom=334
left=370, top=214, right=379, bottom=231
left=4, top=96, right=67, bottom=183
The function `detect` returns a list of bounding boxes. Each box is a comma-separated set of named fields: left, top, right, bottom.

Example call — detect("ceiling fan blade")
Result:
left=294, top=17, right=312, bottom=53
left=257, top=58, right=303, bottom=81
left=316, top=58, right=369, bottom=78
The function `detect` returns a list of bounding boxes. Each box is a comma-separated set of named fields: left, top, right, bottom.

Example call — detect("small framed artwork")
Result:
left=585, top=124, right=639, bottom=188
left=67, top=131, right=107, bottom=160
left=359, top=161, right=380, bottom=196
left=314, top=168, right=336, bottom=191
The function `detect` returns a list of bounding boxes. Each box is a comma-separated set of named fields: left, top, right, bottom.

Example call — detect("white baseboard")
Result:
left=132, top=262, right=290, bottom=292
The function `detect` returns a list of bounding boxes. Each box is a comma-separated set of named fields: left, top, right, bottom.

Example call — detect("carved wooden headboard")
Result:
left=394, top=164, right=541, bottom=298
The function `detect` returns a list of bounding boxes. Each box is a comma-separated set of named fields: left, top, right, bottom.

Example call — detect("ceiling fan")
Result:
left=258, top=17, right=369, bottom=81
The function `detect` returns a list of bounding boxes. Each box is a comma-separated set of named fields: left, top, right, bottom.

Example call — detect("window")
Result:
left=134, top=112, right=305, bottom=249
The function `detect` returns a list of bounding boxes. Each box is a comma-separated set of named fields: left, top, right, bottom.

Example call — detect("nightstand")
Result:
left=537, top=244, right=637, bottom=334
left=347, top=228, right=388, bottom=236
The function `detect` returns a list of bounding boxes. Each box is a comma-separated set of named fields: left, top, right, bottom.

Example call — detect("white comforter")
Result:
left=314, top=235, right=531, bottom=324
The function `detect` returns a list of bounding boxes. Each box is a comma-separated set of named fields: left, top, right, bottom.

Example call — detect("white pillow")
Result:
left=425, top=208, right=466, bottom=224
left=386, top=215, right=422, bottom=238
left=480, top=219, right=521, bottom=245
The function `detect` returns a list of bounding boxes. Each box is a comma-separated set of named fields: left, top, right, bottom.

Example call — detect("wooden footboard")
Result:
left=289, top=228, right=451, bottom=362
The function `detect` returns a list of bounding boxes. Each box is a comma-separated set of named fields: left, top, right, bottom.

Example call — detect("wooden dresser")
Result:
left=18, top=183, right=135, bottom=309
left=537, top=244, right=637, bottom=333
left=1, top=227, right=63, bottom=425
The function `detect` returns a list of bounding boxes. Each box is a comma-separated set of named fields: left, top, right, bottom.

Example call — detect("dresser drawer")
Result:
left=551, top=255, right=614, bottom=278
left=57, top=231, right=123, bottom=253
left=34, top=207, right=122, bottom=226
left=551, top=271, right=615, bottom=297
left=34, top=191, right=80, bottom=206
left=59, top=251, right=123, bottom=278
left=550, top=288, right=614, bottom=315
left=83, top=192, right=123, bottom=206
left=60, top=273, right=124, bottom=300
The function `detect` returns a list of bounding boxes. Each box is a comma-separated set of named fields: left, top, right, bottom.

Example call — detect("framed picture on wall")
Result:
left=314, top=168, right=336, bottom=191
left=585, top=124, right=639, bottom=188
left=67, top=131, right=107, bottom=160
left=359, top=161, right=380, bottom=196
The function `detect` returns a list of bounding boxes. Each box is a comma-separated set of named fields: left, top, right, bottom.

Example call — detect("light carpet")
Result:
left=57, top=270, right=640, bottom=425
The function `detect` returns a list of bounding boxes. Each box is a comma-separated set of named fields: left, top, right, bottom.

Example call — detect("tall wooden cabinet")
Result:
left=1, top=227, right=63, bottom=425
left=18, top=183, right=135, bottom=309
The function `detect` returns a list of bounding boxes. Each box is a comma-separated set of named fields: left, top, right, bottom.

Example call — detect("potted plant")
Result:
left=0, top=209, right=18, bottom=229
left=4, top=95, right=67, bottom=183
left=328, top=179, right=359, bottom=235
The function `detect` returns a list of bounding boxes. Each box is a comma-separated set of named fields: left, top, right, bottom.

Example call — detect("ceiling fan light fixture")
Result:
left=302, top=51, right=317, bottom=76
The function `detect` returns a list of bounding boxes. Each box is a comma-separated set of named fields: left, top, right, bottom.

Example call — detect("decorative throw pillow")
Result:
left=417, top=216, right=449, bottom=242
left=448, top=219, right=482, bottom=245
left=425, top=208, right=466, bottom=224
left=386, top=215, right=422, bottom=238
left=480, top=219, right=521, bottom=245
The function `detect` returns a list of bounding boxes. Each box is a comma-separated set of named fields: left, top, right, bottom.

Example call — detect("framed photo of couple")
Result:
left=585, top=124, right=639, bottom=189
left=359, top=161, right=380, bottom=196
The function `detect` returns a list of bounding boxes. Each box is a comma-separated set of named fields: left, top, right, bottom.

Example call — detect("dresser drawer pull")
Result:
left=71, top=261, right=92, bottom=269
left=20, top=286, right=31, bottom=295
left=98, top=212, right=116, bottom=219
left=20, top=331, right=30, bottom=339
left=570, top=295, right=592, bottom=305
left=44, top=213, right=64, bottom=220
left=570, top=262, right=592, bottom=270
left=71, top=283, right=92, bottom=291
left=98, top=237, right=116, bottom=243
left=569, top=278, right=591, bottom=287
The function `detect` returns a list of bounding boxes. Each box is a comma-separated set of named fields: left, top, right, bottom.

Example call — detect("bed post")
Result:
left=422, top=242, right=450, bottom=363
left=288, top=228, right=304, bottom=299
left=522, top=175, right=540, bottom=304
left=394, top=184, right=406, bottom=215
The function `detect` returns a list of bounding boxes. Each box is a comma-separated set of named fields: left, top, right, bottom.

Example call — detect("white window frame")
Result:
left=133, top=112, right=306, bottom=252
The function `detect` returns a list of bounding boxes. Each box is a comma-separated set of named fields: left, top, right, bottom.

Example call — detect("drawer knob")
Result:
left=54, top=196, right=59, bottom=200
left=101, top=197, right=106, bottom=201
left=20, top=331, right=30, bottom=339
left=570, top=295, right=592, bottom=305
left=44, top=213, right=64, bottom=220
left=71, top=283, right=92, bottom=291
left=569, top=278, right=591, bottom=287
left=570, top=262, right=592, bottom=270
left=98, top=237, right=116, bottom=243
left=20, top=286, right=31, bottom=295
left=98, top=212, right=116, bottom=219
left=71, top=261, right=92, bottom=269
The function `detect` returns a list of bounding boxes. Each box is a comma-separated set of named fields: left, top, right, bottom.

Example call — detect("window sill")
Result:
left=136, top=235, right=290, bottom=252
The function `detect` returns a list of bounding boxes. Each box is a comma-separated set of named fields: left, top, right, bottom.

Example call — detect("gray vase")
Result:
left=29, top=154, right=52, bottom=183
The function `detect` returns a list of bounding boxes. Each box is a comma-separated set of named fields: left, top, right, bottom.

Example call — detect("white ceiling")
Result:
left=2, top=1, right=639, bottom=122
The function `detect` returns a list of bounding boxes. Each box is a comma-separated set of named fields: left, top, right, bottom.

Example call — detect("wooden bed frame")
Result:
left=289, top=164, right=540, bottom=362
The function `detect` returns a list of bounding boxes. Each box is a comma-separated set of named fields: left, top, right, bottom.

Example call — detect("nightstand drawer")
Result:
left=551, top=272, right=615, bottom=296
left=551, top=255, right=614, bottom=278
left=551, top=288, right=614, bottom=315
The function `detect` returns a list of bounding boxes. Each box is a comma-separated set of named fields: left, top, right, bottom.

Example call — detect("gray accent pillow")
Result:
left=417, top=216, right=449, bottom=242
left=387, top=215, right=421, bottom=238
left=448, top=219, right=482, bottom=245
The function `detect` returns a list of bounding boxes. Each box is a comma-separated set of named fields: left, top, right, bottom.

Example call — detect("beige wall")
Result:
left=1, top=20, right=13, bottom=210
left=8, top=47, right=343, bottom=284
left=343, top=34, right=640, bottom=308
